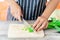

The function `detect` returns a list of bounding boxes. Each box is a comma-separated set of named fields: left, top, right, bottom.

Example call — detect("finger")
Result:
left=14, top=13, right=17, bottom=18
left=37, top=21, right=47, bottom=31
left=20, top=13, right=23, bottom=17
left=33, top=17, right=40, bottom=28
left=34, top=19, right=44, bottom=31
left=17, top=12, right=23, bottom=21
left=43, top=22, right=48, bottom=29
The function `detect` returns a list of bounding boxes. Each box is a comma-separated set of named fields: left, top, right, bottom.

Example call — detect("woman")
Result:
left=8, top=0, right=59, bottom=31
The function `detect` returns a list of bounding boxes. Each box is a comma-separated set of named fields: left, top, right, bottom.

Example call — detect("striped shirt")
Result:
left=7, top=0, right=47, bottom=21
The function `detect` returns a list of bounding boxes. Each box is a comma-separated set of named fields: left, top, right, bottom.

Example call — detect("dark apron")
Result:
left=7, top=0, right=47, bottom=21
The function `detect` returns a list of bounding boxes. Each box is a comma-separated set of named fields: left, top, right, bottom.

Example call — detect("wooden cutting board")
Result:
left=8, top=24, right=44, bottom=38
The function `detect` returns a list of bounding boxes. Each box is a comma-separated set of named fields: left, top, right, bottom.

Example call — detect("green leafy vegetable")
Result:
left=22, top=26, right=34, bottom=32
left=48, top=18, right=60, bottom=32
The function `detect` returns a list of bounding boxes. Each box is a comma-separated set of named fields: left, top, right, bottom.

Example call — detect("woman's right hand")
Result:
left=11, top=5, right=23, bottom=21
left=9, top=0, right=23, bottom=21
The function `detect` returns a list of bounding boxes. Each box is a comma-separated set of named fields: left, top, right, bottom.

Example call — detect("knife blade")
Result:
left=22, top=19, right=35, bottom=32
left=18, top=16, right=30, bottom=26
left=23, top=19, right=31, bottom=26
left=18, top=16, right=35, bottom=32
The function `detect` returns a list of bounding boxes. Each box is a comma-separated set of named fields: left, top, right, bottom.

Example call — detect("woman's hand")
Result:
left=33, top=0, right=59, bottom=32
left=11, top=5, right=23, bottom=21
left=9, top=0, right=23, bottom=21
left=33, top=16, right=48, bottom=31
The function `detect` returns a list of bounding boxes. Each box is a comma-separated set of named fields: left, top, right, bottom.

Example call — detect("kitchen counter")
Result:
left=0, top=21, right=60, bottom=40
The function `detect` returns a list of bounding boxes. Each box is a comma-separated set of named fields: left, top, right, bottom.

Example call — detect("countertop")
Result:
left=0, top=21, right=60, bottom=40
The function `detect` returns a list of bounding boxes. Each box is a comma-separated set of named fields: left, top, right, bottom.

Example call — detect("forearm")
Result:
left=7, top=0, right=22, bottom=14
left=7, top=0, right=19, bottom=8
left=9, top=0, right=20, bottom=9
left=41, top=0, right=59, bottom=19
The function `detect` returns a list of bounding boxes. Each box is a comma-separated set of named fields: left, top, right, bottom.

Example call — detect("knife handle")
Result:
left=18, top=16, right=23, bottom=22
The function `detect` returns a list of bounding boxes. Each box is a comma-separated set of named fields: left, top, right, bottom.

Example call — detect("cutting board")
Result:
left=8, top=24, right=44, bottom=38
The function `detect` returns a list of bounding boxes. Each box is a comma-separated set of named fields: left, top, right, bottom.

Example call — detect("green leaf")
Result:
left=47, top=18, right=60, bottom=29
left=55, top=26, right=60, bottom=32
left=22, top=26, right=34, bottom=32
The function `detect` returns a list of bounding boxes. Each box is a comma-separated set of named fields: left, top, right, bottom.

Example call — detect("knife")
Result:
left=22, top=19, right=35, bottom=32
left=18, top=16, right=30, bottom=26
left=23, top=19, right=31, bottom=26
left=18, top=16, right=35, bottom=32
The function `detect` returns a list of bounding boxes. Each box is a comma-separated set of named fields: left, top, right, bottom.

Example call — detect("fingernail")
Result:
left=37, top=29, right=42, bottom=31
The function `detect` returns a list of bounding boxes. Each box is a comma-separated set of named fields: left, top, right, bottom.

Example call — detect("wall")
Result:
left=0, top=1, right=9, bottom=21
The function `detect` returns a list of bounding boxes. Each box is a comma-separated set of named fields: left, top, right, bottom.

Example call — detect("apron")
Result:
left=0, top=0, right=46, bottom=21
left=16, top=0, right=47, bottom=20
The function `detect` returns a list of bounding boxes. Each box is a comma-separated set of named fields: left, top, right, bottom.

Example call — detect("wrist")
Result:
left=41, top=14, right=50, bottom=19
left=39, top=15, right=48, bottom=20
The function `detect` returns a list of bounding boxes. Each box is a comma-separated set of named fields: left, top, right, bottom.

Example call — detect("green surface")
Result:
left=48, top=18, right=60, bottom=32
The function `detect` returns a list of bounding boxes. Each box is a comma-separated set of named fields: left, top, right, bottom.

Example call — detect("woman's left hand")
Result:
left=33, top=16, right=48, bottom=31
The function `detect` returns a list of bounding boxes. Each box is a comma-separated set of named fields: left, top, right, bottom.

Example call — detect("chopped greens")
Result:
left=22, top=26, right=34, bottom=32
